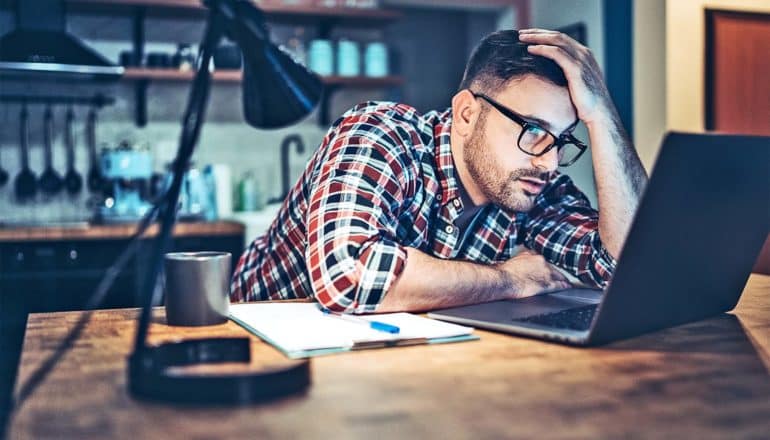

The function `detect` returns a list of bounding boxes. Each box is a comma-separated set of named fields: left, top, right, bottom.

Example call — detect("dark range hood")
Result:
left=0, top=0, right=124, bottom=79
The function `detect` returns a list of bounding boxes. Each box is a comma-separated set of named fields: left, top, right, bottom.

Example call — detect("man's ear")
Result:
left=451, top=89, right=480, bottom=138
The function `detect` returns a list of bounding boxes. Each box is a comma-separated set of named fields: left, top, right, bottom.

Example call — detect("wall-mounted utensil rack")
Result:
left=0, top=93, right=114, bottom=107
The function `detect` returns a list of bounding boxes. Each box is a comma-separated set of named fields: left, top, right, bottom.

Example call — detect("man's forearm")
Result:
left=375, top=247, right=512, bottom=313
left=587, top=106, right=648, bottom=258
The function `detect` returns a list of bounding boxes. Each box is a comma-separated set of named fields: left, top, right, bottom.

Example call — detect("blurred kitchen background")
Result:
left=1, top=0, right=768, bottom=299
left=0, top=0, right=621, bottom=230
left=0, top=0, right=504, bottom=228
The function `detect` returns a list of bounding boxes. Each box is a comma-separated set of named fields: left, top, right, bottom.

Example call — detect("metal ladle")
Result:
left=38, top=104, right=64, bottom=195
left=14, top=103, right=37, bottom=200
left=0, top=106, right=8, bottom=187
left=63, top=106, right=83, bottom=195
left=0, top=138, right=8, bottom=188
left=86, top=107, right=105, bottom=193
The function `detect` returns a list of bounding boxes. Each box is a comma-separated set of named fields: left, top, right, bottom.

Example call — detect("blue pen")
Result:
left=318, top=306, right=400, bottom=334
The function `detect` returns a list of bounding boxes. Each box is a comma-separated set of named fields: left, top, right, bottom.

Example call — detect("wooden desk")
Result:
left=9, top=275, right=770, bottom=439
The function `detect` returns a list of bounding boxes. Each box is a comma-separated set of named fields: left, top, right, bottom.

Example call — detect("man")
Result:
left=231, top=29, right=648, bottom=314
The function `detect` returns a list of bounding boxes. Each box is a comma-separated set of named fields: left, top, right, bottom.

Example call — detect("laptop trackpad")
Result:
left=508, top=289, right=602, bottom=319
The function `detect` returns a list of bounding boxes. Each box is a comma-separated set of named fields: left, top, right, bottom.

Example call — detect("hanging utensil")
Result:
left=0, top=153, right=7, bottom=187
left=0, top=137, right=8, bottom=188
left=0, top=106, right=8, bottom=187
left=63, top=105, right=83, bottom=195
left=14, top=103, right=37, bottom=200
left=86, top=107, right=105, bottom=193
left=39, top=104, right=64, bottom=195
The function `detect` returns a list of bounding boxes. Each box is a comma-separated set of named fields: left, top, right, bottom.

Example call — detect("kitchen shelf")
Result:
left=123, top=68, right=403, bottom=125
left=34, top=1, right=404, bottom=126
left=123, top=67, right=403, bottom=86
left=66, top=0, right=403, bottom=24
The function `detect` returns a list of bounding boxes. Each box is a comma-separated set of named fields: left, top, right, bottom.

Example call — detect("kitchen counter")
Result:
left=0, top=220, right=244, bottom=242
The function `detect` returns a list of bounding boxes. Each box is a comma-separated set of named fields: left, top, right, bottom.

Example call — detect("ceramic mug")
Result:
left=164, top=251, right=231, bottom=326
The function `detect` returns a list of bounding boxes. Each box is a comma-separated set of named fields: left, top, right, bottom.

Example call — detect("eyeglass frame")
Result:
left=470, top=91, right=587, bottom=167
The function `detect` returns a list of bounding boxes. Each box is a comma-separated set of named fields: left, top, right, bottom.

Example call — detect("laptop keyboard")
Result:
left=513, top=304, right=598, bottom=331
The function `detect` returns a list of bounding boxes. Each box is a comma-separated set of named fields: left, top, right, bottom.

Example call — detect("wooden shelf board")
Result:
left=322, top=75, right=404, bottom=87
left=66, top=0, right=402, bottom=22
left=122, top=67, right=404, bottom=86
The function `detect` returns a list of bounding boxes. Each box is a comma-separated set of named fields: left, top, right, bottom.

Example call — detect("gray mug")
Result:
left=164, top=251, right=231, bottom=326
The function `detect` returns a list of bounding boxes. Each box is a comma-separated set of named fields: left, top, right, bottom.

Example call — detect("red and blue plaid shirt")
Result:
left=231, top=101, right=616, bottom=313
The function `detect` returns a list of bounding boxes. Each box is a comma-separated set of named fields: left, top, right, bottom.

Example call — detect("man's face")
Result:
left=463, top=74, right=577, bottom=212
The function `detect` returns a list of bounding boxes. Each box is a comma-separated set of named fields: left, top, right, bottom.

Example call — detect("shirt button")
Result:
left=437, top=194, right=443, bottom=201
left=453, top=199, right=461, bottom=208
left=445, top=225, right=455, bottom=234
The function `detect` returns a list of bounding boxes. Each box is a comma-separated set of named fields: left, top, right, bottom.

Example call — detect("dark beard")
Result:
left=464, top=115, right=551, bottom=212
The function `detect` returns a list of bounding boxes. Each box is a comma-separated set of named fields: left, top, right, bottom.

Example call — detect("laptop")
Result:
left=428, top=132, right=770, bottom=346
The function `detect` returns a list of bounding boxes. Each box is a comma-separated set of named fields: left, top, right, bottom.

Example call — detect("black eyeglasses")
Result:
left=471, top=92, right=587, bottom=167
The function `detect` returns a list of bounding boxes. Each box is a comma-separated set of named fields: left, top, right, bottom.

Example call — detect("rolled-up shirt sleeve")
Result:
left=305, top=119, right=409, bottom=313
left=521, top=173, right=617, bottom=288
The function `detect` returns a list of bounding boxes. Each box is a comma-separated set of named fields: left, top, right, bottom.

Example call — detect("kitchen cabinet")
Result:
left=0, top=220, right=245, bottom=312
left=1, top=235, right=243, bottom=312
left=2, top=239, right=135, bottom=311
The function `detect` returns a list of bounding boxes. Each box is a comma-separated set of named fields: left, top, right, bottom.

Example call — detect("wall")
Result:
left=384, top=8, right=495, bottom=113
left=0, top=80, right=330, bottom=224
left=633, top=0, right=666, bottom=171
left=631, top=0, right=770, bottom=172
left=530, top=0, right=605, bottom=208
left=666, top=0, right=770, bottom=132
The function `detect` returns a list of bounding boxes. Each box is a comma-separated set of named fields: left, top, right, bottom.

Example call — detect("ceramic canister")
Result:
left=337, top=39, right=360, bottom=77
left=308, top=39, right=334, bottom=76
left=364, top=42, right=388, bottom=77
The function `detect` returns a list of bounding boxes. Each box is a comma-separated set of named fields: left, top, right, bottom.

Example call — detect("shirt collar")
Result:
left=432, top=108, right=460, bottom=205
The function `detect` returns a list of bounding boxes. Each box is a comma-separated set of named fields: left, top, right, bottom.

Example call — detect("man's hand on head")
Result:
left=518, top=29, right=615, bottom=127
left=497, top=249, right=572, bottom=299
left=519, top=28, right=648, bottom=260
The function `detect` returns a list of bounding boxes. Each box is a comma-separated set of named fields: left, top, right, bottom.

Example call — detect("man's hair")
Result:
left=459, top=30, right=568, bottom=95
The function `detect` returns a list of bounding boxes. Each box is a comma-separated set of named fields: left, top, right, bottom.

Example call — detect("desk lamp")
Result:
left=127, top=0, right=323, bottom=403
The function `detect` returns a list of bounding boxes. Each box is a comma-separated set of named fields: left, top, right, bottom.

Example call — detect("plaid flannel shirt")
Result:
left=231, top=101, right=616, bottom=313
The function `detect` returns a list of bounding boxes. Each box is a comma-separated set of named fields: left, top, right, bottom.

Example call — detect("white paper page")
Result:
left=230, top=303, right=394, bottom=352
left=230, top=303, right=474, bottom=353
left=230, top=303, right=344, bottom=352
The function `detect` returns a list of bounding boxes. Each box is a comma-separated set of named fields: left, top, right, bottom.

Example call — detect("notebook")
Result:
left=229, top=303, right=478, bottom=359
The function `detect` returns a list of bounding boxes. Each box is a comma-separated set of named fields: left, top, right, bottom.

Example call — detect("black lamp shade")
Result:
left=241, top=40, right=324, bottom=129
left=212, top=0, right=323, bottom=129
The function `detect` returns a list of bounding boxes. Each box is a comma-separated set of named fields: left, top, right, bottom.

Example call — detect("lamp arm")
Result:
left=130, top=10, right=225, bottom=357
left=126, top=1, right=316, bottom=405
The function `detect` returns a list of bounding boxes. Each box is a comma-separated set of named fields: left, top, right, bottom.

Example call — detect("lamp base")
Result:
left=128, top=337, right=311, bottom=404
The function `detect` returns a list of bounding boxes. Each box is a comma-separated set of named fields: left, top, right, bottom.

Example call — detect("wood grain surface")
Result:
left=0, top=221, right=244, bottom=242
left=9, top=275, right=770, bottom=439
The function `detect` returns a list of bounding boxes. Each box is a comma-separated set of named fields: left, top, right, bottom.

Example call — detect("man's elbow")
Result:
left=311, top=278, right=382, bottom=314
left=307, top=241, right=406, bottom=313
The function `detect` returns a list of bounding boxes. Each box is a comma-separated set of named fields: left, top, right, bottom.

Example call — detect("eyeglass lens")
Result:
left=518, top=127, right=582, bottom=166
